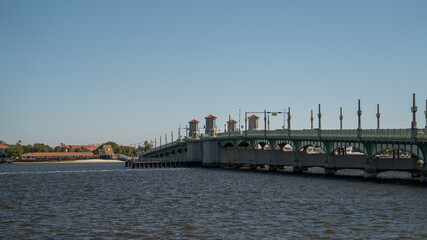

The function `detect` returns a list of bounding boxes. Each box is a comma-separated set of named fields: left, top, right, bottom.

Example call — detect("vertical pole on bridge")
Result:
left=318, top=104, right=322, bottom=138
left=339, top=107, right=343, bottom=130
left=245, top=112, right=248, bottom=137
left=357, top=99, right=362, bottom=138
left=425, top=99, right=427, bottom=129
left=229, top=114, right=231, bottom=137
left=264, top=110, right=267, bottom=136
left=311, top=110, right=314, bottom=130
left=411, top=93, right=418, bottom=140
left=287, top=107, right=291, bottom=130
left=160, top=136, right=162, bottom=146
left=268, top=115, right=270, bottom=131
left=376, top=104, right=381, bottom=130
left=171, top=131, right=173, bottom=143
left=165, top=133, right=167, bottom=144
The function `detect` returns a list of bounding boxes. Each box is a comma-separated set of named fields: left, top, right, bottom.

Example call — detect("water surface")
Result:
left=0, top=163, right=426, bottom=239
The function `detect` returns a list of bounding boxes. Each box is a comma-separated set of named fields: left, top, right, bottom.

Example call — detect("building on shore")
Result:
left=21, top=152, right=94, bottom=161
left=0, top=144, right=9, bottom=155
left=98, top=145, right=115, bottom=159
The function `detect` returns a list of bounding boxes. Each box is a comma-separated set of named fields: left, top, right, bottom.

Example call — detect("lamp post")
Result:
left=318, top=104, right=322, bottom=130
left=376, top=104, right=380, bottom=130
left=411, top=93, right=418, bottom=139
left=339, top=107, right=343, bottom=130
left=357, top=99, right=362, bottom=138
left=425, top=99, right=427, bottom=129
left=411, top=93, right=417, bottom=129
left=310, top=110, right=314, bottom=130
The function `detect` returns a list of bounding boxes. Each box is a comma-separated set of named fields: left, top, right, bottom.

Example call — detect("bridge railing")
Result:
left=145, top=128, right=426, bottom=155
left=214, top=128, right=420, bottom=139
left=419, top=129, right=427, bottom=140
left=143, top=139, right=185, bottom=155
left=361, top=128, right=411, bottom=139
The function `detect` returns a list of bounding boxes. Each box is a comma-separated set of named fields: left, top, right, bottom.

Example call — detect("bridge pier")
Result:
left=324, top=163, right=335, bottom=175
left=292, top=152, right=303, bottom=173
left=364, top=163, right=377, bottom=179
left=421, top=164, right=427, bottom=182
left=323, top=154, right=335, bottom=175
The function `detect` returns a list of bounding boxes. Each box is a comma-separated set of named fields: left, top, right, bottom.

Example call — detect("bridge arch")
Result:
left=296, top=140, right=328, bottom=153
left=237, top=141, right=251, bottom=149
left=271, top=140, right=296, bottom=151
left=330, top=144, right=367, bottom=156
left=329, top=141, right=369, bottom=156
left=222, top=142, right=235, bottom=148
left=251, top=140, right=270, bottom=150
left=372, top=143, right=424, bottom=160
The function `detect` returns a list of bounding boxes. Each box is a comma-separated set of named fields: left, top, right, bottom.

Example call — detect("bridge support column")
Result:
left=364, top=161, right=377, bottom=179
left=292, top=151, right=303, bottom=173
left=421, top=163, right=427, bottom=183
left=324, top=162, right=335, bottom=175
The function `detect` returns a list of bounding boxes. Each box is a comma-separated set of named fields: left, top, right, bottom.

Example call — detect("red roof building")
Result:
left=0, top=144, right=9, bottom=149
left=0, top=144, right=9, bottom=155
left=205, top=115, right=217, bottom=119
left=248, top=115, right=260, bottom=119
left=189, top=119, right=199, bottom=123
left=58, top=145, right=99, bottom=152
left=21, top=152, right=94, bottom=161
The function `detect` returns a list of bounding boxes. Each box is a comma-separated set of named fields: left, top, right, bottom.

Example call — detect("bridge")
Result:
left=128, top=94, right=427, bottom=182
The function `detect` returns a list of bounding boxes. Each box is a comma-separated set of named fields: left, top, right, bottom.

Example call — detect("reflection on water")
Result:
left=0, top=163, right=426, bottom=239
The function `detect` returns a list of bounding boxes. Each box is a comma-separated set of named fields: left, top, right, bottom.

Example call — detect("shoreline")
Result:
left=13, top=159, right=124, bottom=164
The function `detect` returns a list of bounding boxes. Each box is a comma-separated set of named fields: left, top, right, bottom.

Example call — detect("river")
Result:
left=0, top=163, right=426, bottom=239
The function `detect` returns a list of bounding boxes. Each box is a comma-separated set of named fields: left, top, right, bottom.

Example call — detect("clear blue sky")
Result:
left=1, top=0, right=426, bottom=147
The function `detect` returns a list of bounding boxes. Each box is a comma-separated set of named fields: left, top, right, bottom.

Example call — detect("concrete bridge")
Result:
left=130, top=95, right=427, bottom=182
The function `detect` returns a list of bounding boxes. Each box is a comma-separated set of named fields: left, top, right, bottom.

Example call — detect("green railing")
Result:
left=213, top=128, right=422, bottom=139
left=145, top=128, right=426, bottom=155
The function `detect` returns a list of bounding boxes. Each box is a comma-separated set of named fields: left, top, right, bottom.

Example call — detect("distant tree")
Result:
left=80, top=147, right=90, bottom=152
left=32, top=143, right=53, bottom=152
left=7, top=141, right=23, bottom=159
left=143, top=140, right=152, bottom=151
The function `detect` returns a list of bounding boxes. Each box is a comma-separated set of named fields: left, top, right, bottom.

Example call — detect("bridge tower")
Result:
left=189, top=119, right=200, bottom=139
left=227, top=119, right=237, bottom=132
left=248, top=115, right=260, bottom=130
left=205, top=115, right=217, bottom=137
